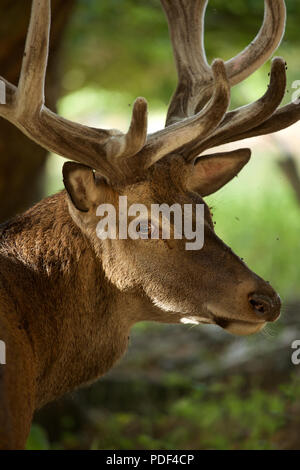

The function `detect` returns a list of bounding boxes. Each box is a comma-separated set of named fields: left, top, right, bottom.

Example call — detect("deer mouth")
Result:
left=180, top=313, right=265, bottom=336
left=211, top=314, right=266, bottom=336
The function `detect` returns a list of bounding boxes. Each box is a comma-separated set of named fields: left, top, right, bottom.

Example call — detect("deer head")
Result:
left=0, top=0, right=298, bottom=336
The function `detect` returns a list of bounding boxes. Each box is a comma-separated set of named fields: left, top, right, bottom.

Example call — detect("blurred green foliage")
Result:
left=26, top=425, right=50, bottom=450
left=27, top=372, right=300, bottom=450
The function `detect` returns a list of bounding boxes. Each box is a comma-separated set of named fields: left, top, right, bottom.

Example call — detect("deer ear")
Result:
left=63, top=162, right=105, bottom=212
left=187, top=148, right=251, bottom=197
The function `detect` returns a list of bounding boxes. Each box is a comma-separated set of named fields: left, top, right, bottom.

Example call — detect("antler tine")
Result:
left=0, top=0, right=148, bottom=181
left=161, top=0, right=286, bottom=127
left=226, top=0, right=286, bottom=87
left=140, top=60, right=230, bottom=169
left=223, top=102, right=300, bottom=144
left=186, top=57, right=287, bottom=158
left=16, top=0, right=50, bottom=115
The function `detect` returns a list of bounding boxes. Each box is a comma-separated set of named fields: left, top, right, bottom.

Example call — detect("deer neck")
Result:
left=0, top=191, right=185, bottom=406
left=0, top=192, right=135, bottom=406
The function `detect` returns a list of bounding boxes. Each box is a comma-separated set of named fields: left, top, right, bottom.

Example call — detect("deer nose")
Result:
left=248, top=292, right=281, bottom=322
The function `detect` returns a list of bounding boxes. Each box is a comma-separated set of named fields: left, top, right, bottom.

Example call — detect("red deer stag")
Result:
left=0, top=0, right=299, bottom=450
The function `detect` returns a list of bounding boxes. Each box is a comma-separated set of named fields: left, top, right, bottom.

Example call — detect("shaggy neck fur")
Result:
left=0, top=192, right=131, bottom=406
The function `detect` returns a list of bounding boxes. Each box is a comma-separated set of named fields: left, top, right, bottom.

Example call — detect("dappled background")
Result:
left=1, top=0, right=300, bottom=450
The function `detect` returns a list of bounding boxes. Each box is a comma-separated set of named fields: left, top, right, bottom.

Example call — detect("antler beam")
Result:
left=221, top=102, right=300, bottom=143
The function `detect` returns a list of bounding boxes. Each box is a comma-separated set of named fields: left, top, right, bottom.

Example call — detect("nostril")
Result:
left=249, top=298, right=266, bottom=313
left=248, top=291, right=281, bottom=322
left=248, top=293, right=271, bottom=316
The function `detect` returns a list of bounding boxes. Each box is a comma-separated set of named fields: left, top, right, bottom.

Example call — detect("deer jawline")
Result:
left=212, top=316, right=266, bottom=336
left=180, top=313, right=265, bottom=336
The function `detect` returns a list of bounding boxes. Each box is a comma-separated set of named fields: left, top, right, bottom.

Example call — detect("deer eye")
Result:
left=138, top=221, right=159, bottom=238
left=139, top=223, right=150, bottom=234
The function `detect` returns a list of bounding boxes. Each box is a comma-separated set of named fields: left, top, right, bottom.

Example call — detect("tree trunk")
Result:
left=0, top=0, right=75, bottom=222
